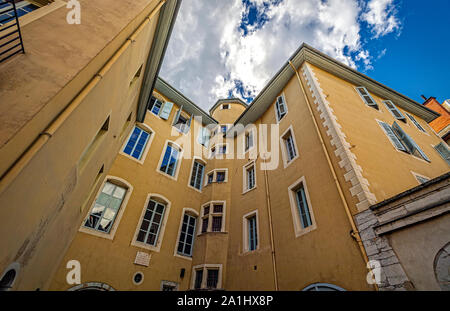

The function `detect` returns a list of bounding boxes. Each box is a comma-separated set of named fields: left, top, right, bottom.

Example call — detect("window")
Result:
left=288, top=177, right=316, bottom=237
left=383, top=100, right=406, bottom=121
left=191, top=265, right=222, bottom=290
left=177, top=213, right=197, bottom=257
left=123, top=126, right=150, bottom=160
left=0, top=1, right=39, bottom=26
left=160, top=144, right=180, bottom=177
left=149, top=96, right=163, bottom=115
left=216, top=171, right=225, bottom=183
left=194, top=269, right=203, bottom=289
left=434, top=142, right=450, bottom=165
left=219, top=145, right=227, bottom=154
left=84, top=182, right=127, bottom=234
left=378, top=121, right=430, bottom=161
left=200, top=202, right=225, bottom=233
left=222, top=104, right=229, bottom=110
left=190, top=160, right=205, bottom=190
left=281, top=128, right=298, bottom=164
left=243, top=162, right=256, bottom=192
left=198, top=127, right=210, bottom=148
left=206, top=269, right=219, bottom=289
left=245, top=131, right=254, bottom=151
left=79, top=116, right=109, bottom=171
left=136, top=199, right=166, bottom=246
left=406, top=113, right=427, bottom=133
left=295, top=185, right=313, bottom=229
left=221, top=125, right=227, bottom=134
left=148, top=97, right=173, bottom=120
left=302, top=283, right=345, bottom=291
left=413, top=173, right=430, bottom=184
left=355, top=87, right=378, bottom=109
left=173, top=110, right=192, bottom=134
left=275, top=94, right=287, bottom=122
left=244, top=212, right=258, bottom=252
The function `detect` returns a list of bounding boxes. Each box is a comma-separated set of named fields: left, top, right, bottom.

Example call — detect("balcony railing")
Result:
left=0, top=0, right=25, bottom=63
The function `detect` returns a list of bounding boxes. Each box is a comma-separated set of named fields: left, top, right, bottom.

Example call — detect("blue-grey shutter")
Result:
left=383, top=100, right=405, bottom=120
left=434, top=143, right=450, bottom=165
left=159, top=102, right=173, bottom=120
left=185, top=113, right=193, bottom=133
left=379, top=121, right=407, bottom=152
left=392, top=122, right=430, bottom=161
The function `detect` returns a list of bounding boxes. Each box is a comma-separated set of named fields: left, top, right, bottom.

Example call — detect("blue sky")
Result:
left=160, top=0, right=450, bottom=110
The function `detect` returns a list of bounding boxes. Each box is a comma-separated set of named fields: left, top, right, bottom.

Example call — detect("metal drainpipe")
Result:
left=261, top=154, right=279, bottom=290
left=0, top=0, right=166, bottom=195
left=288, top=61, right=378, bottom=291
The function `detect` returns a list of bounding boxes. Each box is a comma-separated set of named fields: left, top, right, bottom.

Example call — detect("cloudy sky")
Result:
left=160, top=0, right=450, bottom=111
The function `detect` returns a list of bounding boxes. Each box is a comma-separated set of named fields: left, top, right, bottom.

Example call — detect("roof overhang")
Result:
left=155, top=77, right=218, bottom=125
left=137, top=0, right=182, bottom=123
left=233, top=43, right=440, bottom=128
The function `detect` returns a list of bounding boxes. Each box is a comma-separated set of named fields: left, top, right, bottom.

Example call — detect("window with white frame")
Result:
left=192, top=265, right=222, bottom=290
left=123, top=126, right=151, bottom=160
left=148, top=97, right=173, bottom=120
left=176, top=213, right=197, bottom=257
left=288, top=177, right=316, bottom=237
left=413, top=173, right=430, bottom=184
left=205, top=169, right=227, bottom=185
left=275, top=94, right=287, bottom=122
left=221, top=125, right=227, bottom=134
left=378, top=121, right=430, bottom=161
left=383, top=100, right=406, bottom=121
left=84, top=181, right=127, bottom=234
left=434, top=142, right=450, bottom=165
left=135, top=198, right=166, bottom=246
left=219, top=145, right=227, bottom=155
left=243, top=162, right=256, bottom=192
left=282, top=129, right=297, bottom=163
left=222, top=104, right=229, bottom=110
left=406, top=113, right=427, bottom=133
left=244, top=212, right=258, bottom=252
left=216, top=171, right=226, bottom=183
left=148, top=96, right=163, bottom=116
left=355, top=86, right=378, bottom=109
left=207, top=172, right=214, bottom=184
left=173, top=106, right=192, bottom=134
left=200, top=202, right=225, bottom=233
left=190, top=160, right=205, bottom=190
left=160, top=143, right=181, bottom=176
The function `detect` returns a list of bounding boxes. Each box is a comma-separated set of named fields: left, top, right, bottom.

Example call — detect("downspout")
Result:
left=0, top=1, right=166, bottom=195
left=262, top=155, right=279, bottom=291
left=288, top=61, right=378, bottom=291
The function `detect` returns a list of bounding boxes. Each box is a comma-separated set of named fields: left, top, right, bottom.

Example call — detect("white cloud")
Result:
left=160, top=0, right=402, bottom=111
left=362, top=0, right=401, bottom=38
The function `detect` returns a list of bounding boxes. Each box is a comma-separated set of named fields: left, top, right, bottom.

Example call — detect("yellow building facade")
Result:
left=45, top=45, right=449, bottom=291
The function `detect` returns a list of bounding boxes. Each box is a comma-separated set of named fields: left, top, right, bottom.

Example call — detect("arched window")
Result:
left=68, top=282, right=115, bottom=291
left=302, top=283, right=346, bottom=291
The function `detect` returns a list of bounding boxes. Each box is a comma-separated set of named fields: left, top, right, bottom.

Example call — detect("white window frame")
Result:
left=148, top=96, right=164, bottom=117
left=131, top=193, right=171, bottom=252
left=204, top=168, right=228, bottom=186
left=173, top=208, right=199, bottom=260
left=280, top=125, right=299, bottom=168
left=187, top=157, right=206, bottom=193
left=274, top=93, right=288, bottom=123
left=198, top=201, right=226, bottom=234
left=210, top=143, right=228, bottom=159
left=288, top=176, right=317, bottom=238
left=156, top=140, right=183, bottom=181
left=191, top=264, right=223, bottom=290
left=242, top=210, right=259, bottom=253
left=411, top=171, right=431, bottom=185
left=242, top=161, right=257, bottom=194
left=433, top=142, right=450, bottom=166
left=79, top=176, right=133, bottom=240
left=119, top=123, right=154, bottom=164
left=243, top=127, right=256, bottom=154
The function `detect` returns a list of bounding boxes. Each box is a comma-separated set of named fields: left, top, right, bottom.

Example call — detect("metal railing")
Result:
left=0, top=0, right=25, bottom=63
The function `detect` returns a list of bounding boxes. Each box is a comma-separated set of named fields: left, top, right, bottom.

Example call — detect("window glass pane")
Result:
left=212, top=216, right=222, bottom=232
left=213, top=205, right=223, bottom=213
left=207, top=270, right=219, bottom=288
left=195, top=270, right=203, bottom=289
left=201, top=218, right=208, bottom=233
left=295, top=186, right=312, bottom=229
left=102, top=182, right=115, bottom=195
left=124, top=127, right=150, bottom=160
left=137, top=199, right=165, bottom=246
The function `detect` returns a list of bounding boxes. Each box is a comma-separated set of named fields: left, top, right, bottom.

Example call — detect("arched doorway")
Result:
left=302, top=283, right=346, bottom=291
